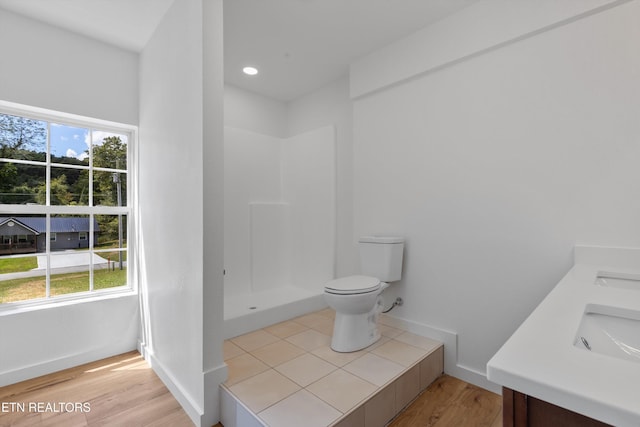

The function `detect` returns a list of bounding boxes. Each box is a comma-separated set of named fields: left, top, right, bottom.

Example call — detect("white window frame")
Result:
left=79, top=232, right=87, bottom=241
left=0, top=100, right=138, bottom=311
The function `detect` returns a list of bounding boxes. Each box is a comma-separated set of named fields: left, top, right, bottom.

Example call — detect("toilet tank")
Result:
left=358, top=236, right=404, bottom=282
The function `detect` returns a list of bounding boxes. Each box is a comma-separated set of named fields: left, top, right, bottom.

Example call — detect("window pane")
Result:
left=0, top=215, right=43, bottom=254
left=50, top=214, right=92, bottom=251
left=0, top=163, right=46, bottom=205
left=49, top=257, right=89, bottom=296
left=48, top=217, right=91, bottom=296
left=93, top=170, right=126, bottom=207
left=50, top=123, right=89, bottom=166
left=0, top=113, right=47, bottom=160
left=95, top=258, right=127, bottom=290
left=1, top=107, right=132, bottom=304
left=0, top=214, right=45, bottom=303
left=92, top=131, right=127, bottom=170
left=95, top=214, right=127, bottom=250
left=94, top=212, right=127, bottom=290
left=0, top=272, right=46, bottom=303
left=51, top=166, right=89, bottom=206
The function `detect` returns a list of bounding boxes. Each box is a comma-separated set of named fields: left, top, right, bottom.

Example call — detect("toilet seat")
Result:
left=324, top=275, right=381, bottom=295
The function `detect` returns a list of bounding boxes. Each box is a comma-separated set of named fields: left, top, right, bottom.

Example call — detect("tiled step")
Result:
left=220, top=309, right=444, bottom=427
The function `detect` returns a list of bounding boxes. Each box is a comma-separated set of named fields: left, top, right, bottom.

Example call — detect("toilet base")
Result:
left=330, top=310, right=382, bottom=353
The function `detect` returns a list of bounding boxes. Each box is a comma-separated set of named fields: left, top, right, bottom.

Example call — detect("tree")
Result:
left=36, top=174, right=73, bottom=205
left=91, top=136, right=127, bottom=261
left=0, top=162, right=18, bottom=203
left=0, top=113, right=47, bottom=158
left=93, top=136, right=126, bottom=170
left=92, top=136, right=127, bottom=207
left=0, top=162, right=17, bottom=186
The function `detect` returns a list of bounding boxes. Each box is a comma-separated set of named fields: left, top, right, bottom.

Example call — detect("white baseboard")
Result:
left=202, top=363, right=229, bottom=426
left=143, top=346, right=203, bottom=426
left=0, top=341, right=137, bottom=387
left=454, top=363, right=502, bottom=394
left=140, top=343, right=229, bottom=427
left=380, top=315, right=501, bottom=394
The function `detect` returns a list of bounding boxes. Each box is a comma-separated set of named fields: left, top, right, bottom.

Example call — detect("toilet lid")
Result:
left=324, top=275, right=381, bottom=295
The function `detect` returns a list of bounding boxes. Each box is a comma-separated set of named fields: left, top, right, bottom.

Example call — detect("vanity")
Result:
left=487, top=246, right=640, bottom=427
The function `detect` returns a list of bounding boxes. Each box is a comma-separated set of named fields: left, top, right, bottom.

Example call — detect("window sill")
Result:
left=0, top=288, right=137, bottom=317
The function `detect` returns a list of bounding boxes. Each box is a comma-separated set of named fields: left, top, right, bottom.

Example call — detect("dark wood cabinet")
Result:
left=502, top=387, right=612, bottom=427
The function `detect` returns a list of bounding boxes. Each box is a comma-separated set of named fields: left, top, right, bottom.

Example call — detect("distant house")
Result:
left=0, top=217, right=99, bottom=255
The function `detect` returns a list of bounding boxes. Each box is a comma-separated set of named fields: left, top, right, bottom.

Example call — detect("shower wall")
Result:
left=224, top=125, right=336, bottom=299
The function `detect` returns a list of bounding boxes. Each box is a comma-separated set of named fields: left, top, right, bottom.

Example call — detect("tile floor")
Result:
left=222, top=308, right=443, bottom=427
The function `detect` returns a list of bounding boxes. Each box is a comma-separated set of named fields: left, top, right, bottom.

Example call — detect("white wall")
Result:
left=0, top=9, right=140, bottom=386
left=250, top=202, right=292, bottom=292
left=225, top=81, right=356, bottom=280
left=352, top=0, right=640, bottom=389
left=202, top=0, right=226, bottom=423
left=0, top=296, right=139, bottom=386
left=223, top=125, right=336, bottom=297
left=287, top=77, right=357, bottom=278
left=283, top=126, right=336, bottom=291
left=0, top=8, right=138, bottom=125
left=225, top=84, right=288, bottom=138
left=224, top=127, right=283, bottom=297
left=138, top=0, right=225, bottom=425
left=350, top=0, right=629, bottom=99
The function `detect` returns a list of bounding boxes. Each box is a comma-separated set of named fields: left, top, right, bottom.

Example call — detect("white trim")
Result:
left=0, top=204, right=129, bottom=215
left=143, top=346, right=204, bottom=426
left=202, top=363, right=229, bottom=427
left=0, top=99, right=137, bottom=305
left=380, top=314, right=502, bottom=394
left=0, top=343, right=137, bottom=387
left=50, top=161, right=90, bottom=171
left=0, top=289, right=136, bottom=316
left=0, top=100, right=137, bottom=134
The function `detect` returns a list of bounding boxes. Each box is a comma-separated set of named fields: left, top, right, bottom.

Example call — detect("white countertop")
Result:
left=487, top=246, right=640, bottom=427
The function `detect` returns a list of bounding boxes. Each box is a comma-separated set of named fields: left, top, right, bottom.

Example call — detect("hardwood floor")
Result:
left=390, top=375, right=502, bottom=427
left=0, top=351, right=193, bottom=427
left=1, top=353, right=500, bottom=427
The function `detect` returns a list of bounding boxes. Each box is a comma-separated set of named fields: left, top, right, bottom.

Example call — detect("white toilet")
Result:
left=324, top=236, right=404, bottom=352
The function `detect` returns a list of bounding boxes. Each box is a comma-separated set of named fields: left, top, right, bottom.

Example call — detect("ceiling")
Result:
left=0, top=0, right=174, bottom=52
left=0, top=0, right=478, bottom=102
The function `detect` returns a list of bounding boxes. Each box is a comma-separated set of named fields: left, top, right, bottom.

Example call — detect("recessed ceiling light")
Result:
left=243, top=66, right=258, bottom=76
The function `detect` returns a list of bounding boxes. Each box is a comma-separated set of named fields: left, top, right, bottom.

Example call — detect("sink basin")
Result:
left=574, top=304, right=640, bottom=363
left=595, top=271, right=640, bottom=290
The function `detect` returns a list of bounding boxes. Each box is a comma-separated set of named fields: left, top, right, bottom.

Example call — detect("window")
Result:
left=0, top=101, right=136, bottom=306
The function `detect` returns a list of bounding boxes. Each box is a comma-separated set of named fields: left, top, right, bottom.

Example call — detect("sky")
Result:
left=49, top=123, right=88, bottom=160
left=49, top=123, right=127, bottom=162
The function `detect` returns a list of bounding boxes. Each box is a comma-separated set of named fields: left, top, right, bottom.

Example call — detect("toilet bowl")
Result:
left=324, top=275, right=389, bottom=352
left=324, top=236, right=404, bottom=352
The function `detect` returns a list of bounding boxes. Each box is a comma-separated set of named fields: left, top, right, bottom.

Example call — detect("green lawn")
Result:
left=0, top=268, right=127, bottom=303
left=0, top=256, right=38, bottom=274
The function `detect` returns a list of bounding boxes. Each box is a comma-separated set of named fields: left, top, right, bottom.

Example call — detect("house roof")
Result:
left=0, top=217, right=99, bottom=234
